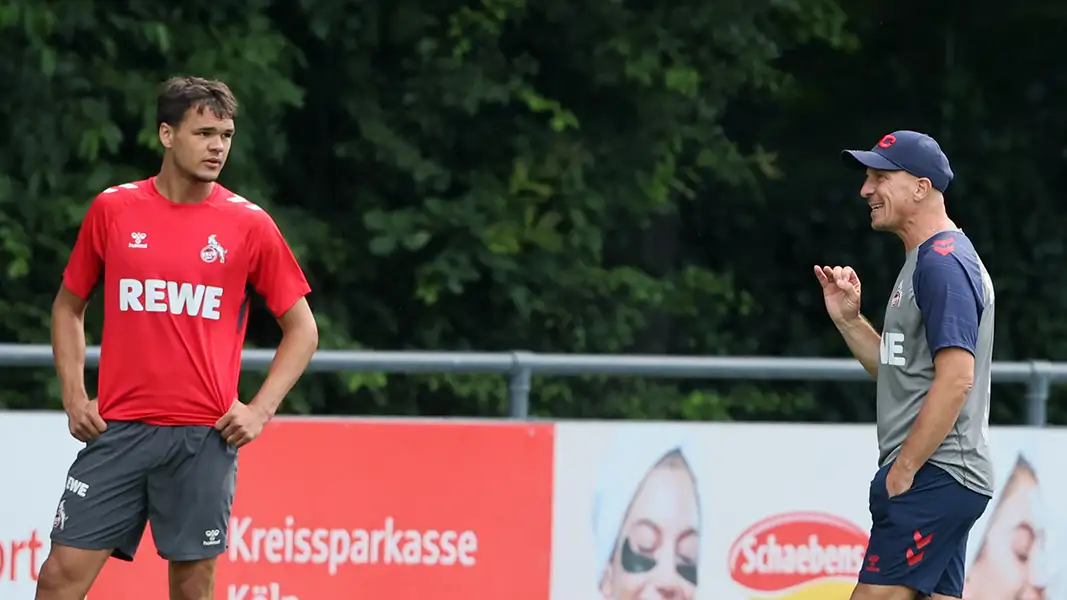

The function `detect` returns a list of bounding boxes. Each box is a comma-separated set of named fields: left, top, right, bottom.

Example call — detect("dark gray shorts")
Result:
left=49, top=420, right=238, bottom=562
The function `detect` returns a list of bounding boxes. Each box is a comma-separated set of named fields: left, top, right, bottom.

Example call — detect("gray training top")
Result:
left=876, top=229, right=995, bottom=497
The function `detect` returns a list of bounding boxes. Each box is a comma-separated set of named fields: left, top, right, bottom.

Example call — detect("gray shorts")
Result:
left=49, top=420, right=238, bottom=562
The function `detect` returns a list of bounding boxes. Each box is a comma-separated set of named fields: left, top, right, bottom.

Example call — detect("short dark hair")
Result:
left=156, top=76, right=239, bottom=127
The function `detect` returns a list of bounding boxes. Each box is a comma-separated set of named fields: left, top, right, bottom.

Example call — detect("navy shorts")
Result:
left=858, top=461, right=989, bottom=597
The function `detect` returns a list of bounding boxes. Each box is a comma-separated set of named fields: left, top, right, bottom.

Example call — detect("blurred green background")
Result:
left=1, top=0, right=1064, bottom=424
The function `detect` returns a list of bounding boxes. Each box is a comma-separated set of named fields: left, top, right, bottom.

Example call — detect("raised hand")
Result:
left=814, top=265, right=862, bottom=325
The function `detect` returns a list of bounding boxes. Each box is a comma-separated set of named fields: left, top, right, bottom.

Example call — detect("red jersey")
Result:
left=62, top=178, right=311, bottom=426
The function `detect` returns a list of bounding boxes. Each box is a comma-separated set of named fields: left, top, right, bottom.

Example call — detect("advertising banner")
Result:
left=549, top=422, right=874, bottom=600
left=88, top=419, right=556, bottom=600
left=0, top=413, right=85, bottom=600
left=549, top=422, right=1067, bottom=600
left=5, top=412, right=1067, bottom=599
left=963, top=427, right=1067, bottom=600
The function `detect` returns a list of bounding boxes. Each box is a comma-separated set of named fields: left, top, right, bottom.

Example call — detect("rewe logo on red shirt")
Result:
left=119, top=278, right=223, bottom=320
left=728, top=512, right=868, bottom=597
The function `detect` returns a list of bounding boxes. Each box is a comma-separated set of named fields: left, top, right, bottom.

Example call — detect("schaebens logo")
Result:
left=728, top=511, right=868, bottom=599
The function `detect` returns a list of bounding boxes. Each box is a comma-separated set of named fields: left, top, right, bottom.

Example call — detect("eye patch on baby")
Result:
left=620, top=537, right=698, bottom=584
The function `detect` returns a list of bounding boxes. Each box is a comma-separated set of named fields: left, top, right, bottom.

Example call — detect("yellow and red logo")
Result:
left=728, top=511, right=869, bottom=600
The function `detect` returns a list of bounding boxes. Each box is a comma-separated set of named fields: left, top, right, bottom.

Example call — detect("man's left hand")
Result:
left=885, top=462, right=916, bottom=498
left=215, top=402, right=271, bottom=448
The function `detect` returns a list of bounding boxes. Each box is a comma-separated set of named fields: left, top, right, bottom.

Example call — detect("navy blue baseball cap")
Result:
left=841, top=130, right=954, bottom=192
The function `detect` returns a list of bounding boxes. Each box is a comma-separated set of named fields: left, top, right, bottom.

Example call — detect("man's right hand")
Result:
left=814, top=265, right=862, bottom=325
left=66, top=397, right=107, bottom=442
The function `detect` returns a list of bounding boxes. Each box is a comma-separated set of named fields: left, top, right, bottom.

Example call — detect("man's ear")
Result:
left=159, top=123, right=174, bottom=149
left=914, top=177, right=932, bottom=200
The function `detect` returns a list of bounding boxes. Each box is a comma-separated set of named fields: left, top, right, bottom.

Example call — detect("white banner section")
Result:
left=550, top=422, right=1067, bottom=600
left=0, top=413, right=83, bottom=600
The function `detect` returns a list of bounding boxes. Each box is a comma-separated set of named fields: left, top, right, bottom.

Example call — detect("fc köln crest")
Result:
left=200, top=234, right=227, bottom=264
left=890, top=281, right=903, bottom=308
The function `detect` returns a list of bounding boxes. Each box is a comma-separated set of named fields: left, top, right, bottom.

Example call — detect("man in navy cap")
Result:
left=814, top=131, right=996, bottom=599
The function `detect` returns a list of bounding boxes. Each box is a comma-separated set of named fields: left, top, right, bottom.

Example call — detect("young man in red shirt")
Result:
left=36, top=76, right=319, bottom=600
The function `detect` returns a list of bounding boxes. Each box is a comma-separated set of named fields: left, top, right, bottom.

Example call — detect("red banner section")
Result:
left=90, top=419, right=555, bottom=600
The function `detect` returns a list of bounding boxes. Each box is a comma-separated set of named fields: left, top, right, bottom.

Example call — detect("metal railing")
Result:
left=1, top=343, right=1064, bottom=424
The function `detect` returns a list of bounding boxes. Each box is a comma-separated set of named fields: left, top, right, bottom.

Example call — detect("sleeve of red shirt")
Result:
left=62, top=196, right=109, bottom=300
left=249, top=212, right=312, bottom=318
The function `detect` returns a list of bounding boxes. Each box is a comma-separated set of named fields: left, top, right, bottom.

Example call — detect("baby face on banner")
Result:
left=600, top=451, right=700, bottom=600
left=965, top=457, right=1047, bottom=600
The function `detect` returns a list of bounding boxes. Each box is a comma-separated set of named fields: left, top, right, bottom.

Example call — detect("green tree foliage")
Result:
left=0, top=1, right=303, bottom=408
left=715, top=2, right=1067, bottom=425
left=1, top=0, right=1063, bottom=424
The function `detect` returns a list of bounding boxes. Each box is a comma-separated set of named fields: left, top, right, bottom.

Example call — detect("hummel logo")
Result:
left=906, top=530, right=933, bottom=567
left=128, top=232, right=148, bottom=249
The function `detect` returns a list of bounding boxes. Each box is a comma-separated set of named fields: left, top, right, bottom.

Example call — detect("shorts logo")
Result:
left=906, top=530, right=933, bottom=567
left=200, top=234, right=227, bottom=264
left=204, top=529, right=222, bottom=547
left=53, top=500, right=67, bottom=531
left=66, top=475, right=90, bottom=497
